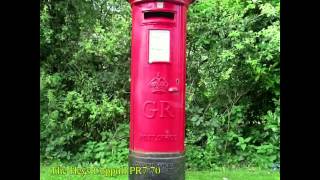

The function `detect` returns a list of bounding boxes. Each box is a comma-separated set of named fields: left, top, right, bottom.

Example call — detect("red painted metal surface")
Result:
left=129, top=0, right=192, bottom=153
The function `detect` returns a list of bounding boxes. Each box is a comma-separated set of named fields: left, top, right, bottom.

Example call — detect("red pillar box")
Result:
left=127, top=0, right=194, bottom=179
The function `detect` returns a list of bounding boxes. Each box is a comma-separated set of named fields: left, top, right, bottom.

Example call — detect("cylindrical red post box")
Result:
left=127, top=0, right=194, bottom=179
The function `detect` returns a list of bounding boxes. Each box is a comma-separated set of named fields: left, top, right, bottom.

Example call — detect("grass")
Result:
left=41, top=164, right=279, bottom=180
left=186, top=169, right=279, bottom=180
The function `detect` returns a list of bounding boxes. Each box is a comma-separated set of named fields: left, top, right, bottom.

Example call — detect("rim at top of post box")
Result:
left=127, top=0, right=195, bottom=6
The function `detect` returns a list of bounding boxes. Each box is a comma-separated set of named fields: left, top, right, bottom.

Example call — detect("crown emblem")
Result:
left=149, top=73, right=168, bottom=93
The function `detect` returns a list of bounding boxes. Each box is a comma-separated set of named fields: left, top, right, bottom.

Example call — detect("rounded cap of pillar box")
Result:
left=127, top=0, right=195, bottom=6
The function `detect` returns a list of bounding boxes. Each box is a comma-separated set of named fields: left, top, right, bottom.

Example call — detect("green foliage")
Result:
left=185, top=0, right=280, bottom=169
left=73, top=123, right=129, bottom=166
left=40, top=0, right=130, bottom=165
left=40, top=0, right=280, bottom=169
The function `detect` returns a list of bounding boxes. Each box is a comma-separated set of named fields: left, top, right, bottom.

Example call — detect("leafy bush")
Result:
left=185, top=0, right=280, bottom=169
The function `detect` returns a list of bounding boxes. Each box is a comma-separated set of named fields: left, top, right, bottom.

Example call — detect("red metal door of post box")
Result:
left=128, top=1, right=194, bottom=179
left=130, top=1, right=187, bottom=153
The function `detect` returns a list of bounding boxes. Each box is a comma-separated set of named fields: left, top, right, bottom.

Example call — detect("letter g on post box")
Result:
left=127, top=0, right=194, bottom=179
